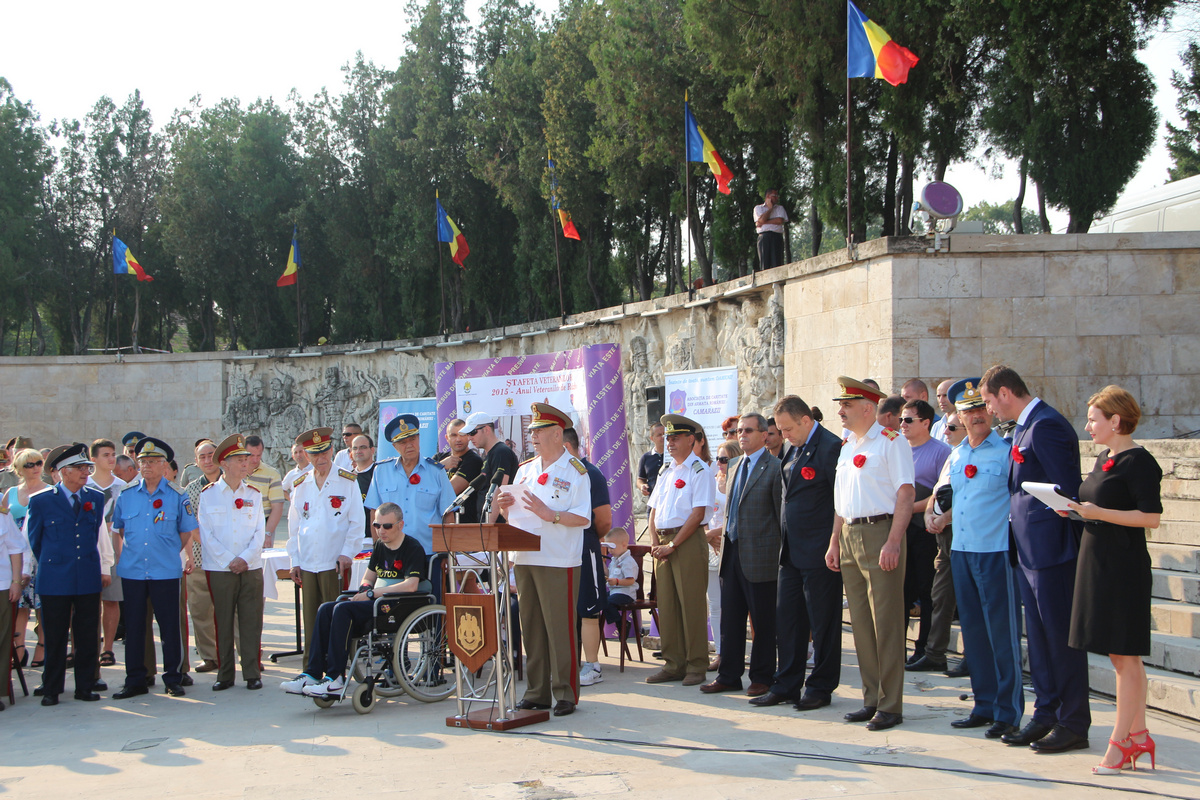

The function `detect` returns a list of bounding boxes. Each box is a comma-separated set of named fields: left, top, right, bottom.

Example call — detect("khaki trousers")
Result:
left=206, top=569, right=265, bottom=683
left=515, top=564, right=580, bottom=705
left=186, top=563, right=217, bottom=662
left=301, top=569, right=343, bottom=664
left=654, top=527, right=709, bottom=677
left=840, top=518, right=907, bottom=714
left=926, top=529, right=956, bottom=661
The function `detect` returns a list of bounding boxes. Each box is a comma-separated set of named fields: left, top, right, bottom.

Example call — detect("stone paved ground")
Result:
left=4, top=584, right=1200, bottom=800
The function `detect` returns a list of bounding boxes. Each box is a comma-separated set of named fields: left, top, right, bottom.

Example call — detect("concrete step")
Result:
left=1088, top=652, right=1200, bottom=723
left=1162, top=499, right=1200, bottom=523
left=1153, top=568, right=1200, bottom=603
left=1155, top=519, right=1200, bottom=547
left=1162, top=478, right=1200, bottom=501
left=1151, top=600, right=1200, bottom=638
left=1149, top=542, right=1200, bottom=573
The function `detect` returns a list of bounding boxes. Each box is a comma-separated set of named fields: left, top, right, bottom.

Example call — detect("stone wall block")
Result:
left=891, top=257, right=919, bottom=298
left=1171, top=336, right=1200, bottom=375
left=1108, top=253, right=1176, bottom=296
left=1173, top=252, right=1200, bottom=293
left=895, top=299, right=950, bottom=338
left=981, top=337, right=1045, bottom=377
left=1074, top=296, right=1141, bottom=337
left=1045, top=253, right=1108, bottom=296
left=867, top=260, right=893, bottom=303
left=918, top=256, right=981, bottom=298
left=1107, top=336, right=1171, bottom=376
left=1043, top=336, right=1108, bottom=378
left=950, top=298, right=1013, bottom=338
left=917, top=338, right=982, bottom=378
left=1011, top=297, right=1076, bottom=337
left=1141, top=295, right=1200, bottom=335
left=982, top=256, right=1045, bottom=297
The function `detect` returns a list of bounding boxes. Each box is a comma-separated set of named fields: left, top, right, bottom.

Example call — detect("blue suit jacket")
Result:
left=1008, top=401, right=1083, bottom=570
left=26, top=484, right=106, bottom=596
left=780, top=425, right=841, bottom=570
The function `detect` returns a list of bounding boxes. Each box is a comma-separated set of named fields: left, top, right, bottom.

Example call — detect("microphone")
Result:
left=482, top=469, right=507, bottom=516
left=442, top=472, right=488, bottom=516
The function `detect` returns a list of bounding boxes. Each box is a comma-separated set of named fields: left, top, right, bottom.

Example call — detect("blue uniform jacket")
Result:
left=26, top=484, right=106, bottom=596
left=1008, top=400, right=1083, bottom=570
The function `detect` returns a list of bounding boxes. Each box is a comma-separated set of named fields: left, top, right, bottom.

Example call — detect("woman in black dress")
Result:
left=1065, top=385, right=1161, bottom=774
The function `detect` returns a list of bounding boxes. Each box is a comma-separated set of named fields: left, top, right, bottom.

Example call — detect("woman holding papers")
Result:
left=1065, top=385, right=1162, bottom=775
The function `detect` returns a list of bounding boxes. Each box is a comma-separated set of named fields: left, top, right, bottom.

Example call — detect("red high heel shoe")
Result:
left=1129, top=729, right=1156, bottom=770
left=1093, top=737, right=1137, bottom=775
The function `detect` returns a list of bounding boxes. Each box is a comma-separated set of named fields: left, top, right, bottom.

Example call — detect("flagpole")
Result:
left=111, top=233, right=119, bottom=353
left=684, top=93, right=693, bottom=297
left=295, top=274, right=302, bottom=349
left=845, top=76, right=855, bottom=259
left=132, top=283, right=141, bottom=354
left=548, top=152, right=566, bottom=322
left=435, top=192, right=447, bottom=336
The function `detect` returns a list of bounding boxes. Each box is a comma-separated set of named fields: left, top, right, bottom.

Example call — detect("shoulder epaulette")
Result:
left=201, top=482, right=218, bottom=492
left=293, top=473, right=309, bottom=488
left=166, top=480, right=185, bottom=495
left=82, top=485, right=105, bottom=497
left=30, top=486, right=54, bottom=498
left=881, top=428, right=900, bottom=441
left=519, top=456, right=537, bottom=467
left=568, top=456, right=586, bottom=475
left=245, top=483, right=262, bottom=493
left=691, top=460, right=706, bottom=473
left=337, top=468, right=355, bottom=481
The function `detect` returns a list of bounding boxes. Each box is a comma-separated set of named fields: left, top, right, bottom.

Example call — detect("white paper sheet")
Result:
left=1021, top=481, right=1075, bottom=513
left=497, top=485, right=543, bottom=532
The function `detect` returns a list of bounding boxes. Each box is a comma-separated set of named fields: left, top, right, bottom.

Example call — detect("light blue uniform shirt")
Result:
left=948, top=430, right=1012, bottom=553
left=112, top=479, right=199, bottom=580
left=364, top=457, right=455, bottom=555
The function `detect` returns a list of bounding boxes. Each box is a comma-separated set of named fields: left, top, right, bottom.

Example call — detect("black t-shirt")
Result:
left=367, top=535, right=428, bottom=586
left=582, top=458, right=610, bottom=540
left=476, top=441, right=519, bottom=521
left=447, top=449, right=484, bottom=524
left=638, top=450, right=664, bottom=495
left=356, top=464, right=376, bottom=538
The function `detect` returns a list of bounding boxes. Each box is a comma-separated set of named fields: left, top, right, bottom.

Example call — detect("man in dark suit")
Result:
left=26, top=443, right=110, bottom=706
left=980, top=365, right=1090, bottom=753
left=701, top=413, right=783, bottom=697
left=751, top=395, right=843, bottom=710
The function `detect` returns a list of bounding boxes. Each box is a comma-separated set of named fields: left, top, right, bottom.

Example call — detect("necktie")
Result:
left=71, top=493, right=80, bottom=514
left=727, top=458, right=750, bottom=541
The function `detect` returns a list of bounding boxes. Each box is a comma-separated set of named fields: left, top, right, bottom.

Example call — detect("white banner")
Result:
left=664, top=366, right=739, bottom=443
left=454, top=371, right=586, bottom=420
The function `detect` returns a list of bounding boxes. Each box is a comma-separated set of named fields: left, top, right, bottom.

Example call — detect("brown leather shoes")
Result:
left=195, top=660, right=219, bottom=673
left=645, top=669, right=685, bottom=684
left=681, top=673, right=706, bottom=686
left=746, top=682, right=770, bottom=697
left=707, top=656, right=721, bottom=672
left=699, top=680, right=740, bottom=694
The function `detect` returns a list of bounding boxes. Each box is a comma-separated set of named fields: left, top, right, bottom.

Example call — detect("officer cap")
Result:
left=833, top=376, right=885, bottom=405
left=660, top=414, right=701, bottom=437
left=135, top=436, right=173, bottom=462
left=122, top=431, right=147, bottom=448
left=215, top=434, right=251, bottom=463
left=385, top=414, right=421, bottom=443
left=949, top=378, right=986, bottom=412
left=296, top=427, right=335, bottom=454
left=528, top=403, right=571, bottom=430
left=50, top=442, right=93, bottom=471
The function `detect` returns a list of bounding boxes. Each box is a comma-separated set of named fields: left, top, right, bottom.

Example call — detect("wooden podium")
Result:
left=433, top=523, right=545, bottom=731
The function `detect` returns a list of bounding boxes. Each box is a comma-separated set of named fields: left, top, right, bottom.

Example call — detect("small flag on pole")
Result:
left=112, top=235, right=153, bottom=281
left=277, top=227, right=300, bottom=287
left=436, top=194, right=470, bottom=267
left=847, top=1, right=919, bottom=86
left=684, top=100, right=734, bottom=195
left=548, top=155, right=581, bottom=240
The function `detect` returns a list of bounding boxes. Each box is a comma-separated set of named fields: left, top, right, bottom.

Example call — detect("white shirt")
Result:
left=198, top=479, right=266, bottom=571
left=333, top=449, right=353, bottom=472
left=511, top=450, right=591, bottom=569
left=754, top=202, right=788, bottom=234
left=648, top=452, right=715, bottom=528
left=286, top=467, right=365, bottom=572
left=834, top=422, right=916, bottom=519
left=0, top=511, right=25, bottom=590
left=282, top=464, right=312, bottom=499
left=1016, top=397, right=1042, bottom=426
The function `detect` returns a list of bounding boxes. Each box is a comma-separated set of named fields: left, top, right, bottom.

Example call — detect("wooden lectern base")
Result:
left=446, top=707, right=549, bottom=731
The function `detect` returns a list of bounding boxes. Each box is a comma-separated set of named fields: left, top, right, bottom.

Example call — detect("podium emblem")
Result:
left=445, top=593, right=498, bottom=672
left=455, top=607, right=484, bottom=656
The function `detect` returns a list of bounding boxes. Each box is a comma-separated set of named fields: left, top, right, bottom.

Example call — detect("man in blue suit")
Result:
left=26, top=443, right=110, bottom=706
left=980, top=365, right=1089, bottom=752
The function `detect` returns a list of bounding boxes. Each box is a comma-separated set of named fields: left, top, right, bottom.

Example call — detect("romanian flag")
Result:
left=684, top=100, right=733, bottom=195
left=436, top=194, right=470, bottom=267
left=277, top=227, right=300, bottom=287
left=847, top=1, right=919, bottom=87
left=112, top=236, right=152, bottom=282
left=548, top=156, right=581, bottom=240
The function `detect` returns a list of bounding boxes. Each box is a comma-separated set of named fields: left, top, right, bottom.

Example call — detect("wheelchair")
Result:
left=310, top=579, right=454, bottom=714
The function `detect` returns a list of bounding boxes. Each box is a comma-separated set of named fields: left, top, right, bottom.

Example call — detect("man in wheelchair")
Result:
left=281, top=502, right=426, bottom=698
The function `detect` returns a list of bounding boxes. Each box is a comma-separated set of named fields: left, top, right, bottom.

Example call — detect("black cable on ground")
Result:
left=505, top=730, right=1196, bottom=800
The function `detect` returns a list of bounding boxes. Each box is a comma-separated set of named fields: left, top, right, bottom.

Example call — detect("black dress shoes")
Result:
left=41, top=695, right=59, bottom=706
left=74, top=691, right=102, bottom=702
left=951, top=713, right=993, bottom=729
left=93, top=680, right=108, bottom=692
left=905, top=651, right=924, bottom=666
left=164, top=684, right=185, bottom=697
left=552, top=700, right=575, bottom=716
left=145, top=676, right=157, bottom=687
left=113, top=685, right=149, bottom=700
left=33, top=686, right=44, bottom=697
left=211, top=680, right=235, bottom=691
left=986, top=722, right=1019, bottom=739
left=944, top=660, right=970, bottom=678
left=844, top=705, right=877, bottom=722
left=794, top=694, right=832, bottom=711
left=247, top=679, right=263, bottom=691
left=905, top=655, right=948, bottom=672
left=866, top=711, right=903, bottom=731
left=748, top=692, right=789, bottom=707
left=180, top=674, right=195, bottom=687
left=1001, top=719, right=1054, bottom=746
left=515, top=699, right=551, bottom=710
left=1030, top=725, right=1089, bottom=753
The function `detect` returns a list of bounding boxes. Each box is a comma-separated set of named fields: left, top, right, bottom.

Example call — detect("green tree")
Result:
left=960, top=199, right=1040, bottom=234
left=1167, top=40, right=1200, bottom=182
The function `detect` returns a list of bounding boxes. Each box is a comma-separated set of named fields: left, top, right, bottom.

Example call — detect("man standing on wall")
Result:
left=754, top=189, right=788, bottom=270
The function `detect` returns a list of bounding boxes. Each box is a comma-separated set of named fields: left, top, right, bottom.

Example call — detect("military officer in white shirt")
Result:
left=496, top=403, right=592, bottom=717
left=826, top=376, right=916, bottom=732
left=287, top=427, right=366, bottom=663
left=646, top=414, right=715, bottom=686
left=198, top=434, right=267, bottom=691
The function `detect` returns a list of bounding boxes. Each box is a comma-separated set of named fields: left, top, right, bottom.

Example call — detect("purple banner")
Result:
left=435, top=343, right=633, bottom=536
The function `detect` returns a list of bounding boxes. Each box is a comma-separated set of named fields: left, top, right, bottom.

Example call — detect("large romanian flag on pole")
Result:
left=112, top=235, right=153, bottom=281
left=547, top=155, right=581, bottom=240
left=684, top=98, right=733, bottom=195
left=847, top=1, right=919, bottom=86
left=276, top=227, right=300, bottom=287
left=436, top=193, right=470, bottom=267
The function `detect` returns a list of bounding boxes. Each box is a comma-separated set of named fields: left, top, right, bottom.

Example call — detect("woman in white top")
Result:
left=706, top=440, right=743, bottom=673
left=8, top=448, right=45, bottom=667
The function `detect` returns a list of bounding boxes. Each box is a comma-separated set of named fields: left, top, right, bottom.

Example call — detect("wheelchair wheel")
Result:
left=311, top=694, right=336, bottom=709
left=353, top=644, right=405, bottom=698
left=393, top=604, right=454, bottom=703
left=351, top=683, right=374, bottom=714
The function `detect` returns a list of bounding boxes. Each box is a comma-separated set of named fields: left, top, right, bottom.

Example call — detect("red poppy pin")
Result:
left=83, top=501, right=93, bottom=512
left=409, top=474, right=421, bottom=485
left=674, top=478, right=686, bottom=489
left=800, top=467, right=816, bottom=481
left=1102, top=458, right=1115, bottom=472
left=330, top=496, right=343, bottom=509
left=1012, top=445, right=1025, bottom=464
left=853, top=454, right=866, bottom=469
left=964, top=464, right=978, bottom=479
left=153, top=499, right=163, bottom=509
left=234, top=498, right=245, bottom=510
left=393, top=559, right=403, bottom=569
left=537, top=473, right=549, bottom=485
